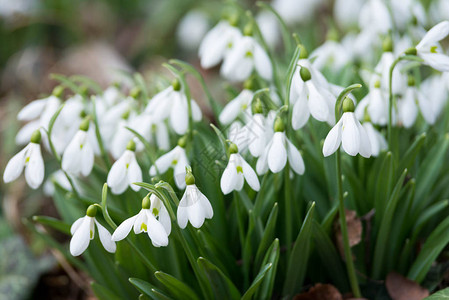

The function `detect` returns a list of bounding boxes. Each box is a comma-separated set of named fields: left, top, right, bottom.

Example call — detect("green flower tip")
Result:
left=253, top=98, right=263, bottom=114
left=142, top=195, right=151, bottom=209
left=52, top=85, right=64, bottom=98
left=30, top=130, right=42, bottom=144
left=404, top=47, right=417, bottom=56
left=274, top=117, right=285, bottom=132
left=374, top=80, right=381, bottom=89
left=79, top=117, right=90, bottom=131
left=342, top=97, right=355, bottom=113
left=243, top=23, right=253, bottom=36
left=86, top=205, right=97, bottom=217
left=177, top=136, right=187, bottom=148
left=126, top=139, right=136, bottom=151
left=229, top=142, right=238, bottom=154
left=185, top=171, right=195, bottom=185
left=382, top=36, right=393, bottom=52
left=299, top=66, right=311, bottom=82
left=299, top=44, right=308, bottom=59
left=130, top=86, right=141, bottom=99
left=407, top=75, right=415, bottom=87
left=172, top=79, right=181, bottom=91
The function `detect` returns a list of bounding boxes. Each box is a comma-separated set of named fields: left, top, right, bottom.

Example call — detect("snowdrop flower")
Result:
left=375, top=48, right=406, bottom=95
left=112, top=194, right=170, bottom=247
left=363, top=122, right=387, bottom=157
left=359, top=0, right=392, bottom=35
left=334, top=0, right=364, bottom=30
left=323, top=97, right=371, bottom=158
left=177, top=10, right=210, bottom=51
left=198, top=19, right=241, bottom=69
left=220, top=143, right=260, bottom=195
left=219, top=88, right=254, bottom=125
left=272, top=0, right=324, bottom=25
left=245, top=107, right=276, bottom=158
left=44, top=170, right=75, bottom=196
left=107, top=140, right=142, bottom=195
left=417, top=75, right=447, bottom=124
left=311, top=39, right=351, bottom=72
left=397, top=77, right=419, bottom=128
left=414, top=21, right=449, bottom=72
left=177, top=170, right=213, bottom=229
left=355, top=78, right=390, bottom=126
left=70, top=205, right=116, bottom=256
left=4, top=130, right=44, bottom=189
left=145, top=80, right=202, bottom=135
left=256, top=11, right=280, bottom=49
left=221, top=29, right=272, bottom=82
left=291, top=66, right=336, bottom=129
left=62, top=118, right=95, bottom=177
left=150, top=138, right=189, bottom=189
left=256, top=118, right=305, bottom=175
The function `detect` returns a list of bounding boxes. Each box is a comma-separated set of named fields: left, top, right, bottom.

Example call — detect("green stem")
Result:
left=284, top=166, right=292, bottom=257
left=233, top=191, right=246, bottom=247
left=336, top=150, right=361, bottom=297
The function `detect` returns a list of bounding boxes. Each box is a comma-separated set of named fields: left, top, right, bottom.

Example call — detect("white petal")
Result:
left=307, top=83, right=330, bottom=122
left=191, top=100, right=203, bottom=121
left=356, top=121, right=372, bottom=158
left=133, top=210, right=148, bottom=234
left=219, top=90, right=253, bottom=125
left=170, top=93, right=188, bottom=135
left=419, top=53, right=449, bottom=72
left=187, top=198, right=206, bottom=228
left=267, top=132, right=287, bottom=173
left=200, top=192, right=213, bottom=219
left=70, top=216, right=92, bottom=256
left=3, top=145, right=28, bottom=183
left=127, top=154, right=142, bottom=191
left=254, top=43, right=273, bottom=81
left=111, top=215, right=138, bottom=241
left=81, top=142, right=94, bottom=177
left=107, top=155, right=128, bottom=190
left=220, top=157, right=238, bottom=195
left=177, top=193, right=188, bottom=229
left=62, top=131, right=84, bottom=175
left=256, top=144, right=270, bottom=175
left=150, top=148, right=176, bottom=175
left=286, top=139, right=305, bottom=175
left=417, top=21, right=449, bottom=49
left=70, top=217, right=85, bottom=235
left=323, top=119, right=343, bottom=157
left=146, top=211, right=169, bottom=247
left=158, top=206, right=172, bottom=235
left=17, top=98, right=47, bottom=121
left=24, top=143, right=44, bottom=189
left=95, top=220, right=116, bottom=253
left=292, top=89, right=310, bottom=130
left=15, top=121, right=40, bottom=145
left=341, top=113, right=360, bottom=156
left=156, top=122, right=170, bottom=150
left=241, top=156, right=260, bottom=191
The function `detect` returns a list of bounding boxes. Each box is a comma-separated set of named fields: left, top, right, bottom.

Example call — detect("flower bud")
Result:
left=342, top=97, right=355, bottom=113
left=229, top=142, right=238, bottom=154
left=185, top=171, right=195, bottom=185
left=404, top=47, right=417, bottom=56
left=52, top=85, right=64, bottom=98
left=274, top=117, right=285, bottom=132
left=407, top=76, right=415, bottom=87
left=30, top=130, right=42, bottom=144
left=79, top=117, right=90, bottom=131
left=126, top=139, right=136, bottom=151
left=172, top=79, right=181, bottom=91
left=142, top=195, right=151, bottom=209
left=299, top=67, right=311, bottom=82
left=86, top=205, right=97, bottom=217
left=299, top=44, right=308, bottom=59
left=382, top=36, right=393, bottom=52
left=252, top=97, right=263, bottom=114
left=177, top=136, right=187, bottom=148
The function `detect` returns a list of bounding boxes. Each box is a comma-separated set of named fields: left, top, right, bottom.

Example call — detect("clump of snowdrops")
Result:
left=4, top=0, right=449, bottom=298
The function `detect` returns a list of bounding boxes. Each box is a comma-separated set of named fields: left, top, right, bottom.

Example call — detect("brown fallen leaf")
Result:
left=386, top=272, right=429, bottom=300
left=293, top=283, right=342, bottom=300
left=334, top=209, right=363, bottom=258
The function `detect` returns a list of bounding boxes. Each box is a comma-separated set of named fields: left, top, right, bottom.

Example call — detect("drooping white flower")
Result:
left=219, top=89, right=254, bottom=125
left=150, top=143, right=189, bottom=189
left=198, top=20, right=242, bottom=69
left=355, top=77, right=390, bottom=126
left=272, top=0, right=324, bottom=25
left=290, top=65, right=336, bottom=129
left=416, top=21, right=449, bottom=72
left=256, top=11, right=280, bottom=49
left=375, top=51, right=406, bottom=95
left=221, top=35, right=272, bottom=82
left=256, top=118, right=305, bottom=175
left=4, top=130, right=44, bottom=189
left=362, top=122, right=387, bottom=157
left=44, top=170, right=75, bottom=196
left=417, top=75, right=448, bottom=124
left=112, top=194, right=170, bottom=247
left=177, top=171, right=213, bottom=229
left=359, top=0, right=392, bottom=35
left=323, top=98, right=372, bottom=158
left=220, top=144, right=260, bottom=195
left=311, top=40, right=351, bottom=72
left=61, top=119, right=95, bottom=177
left=245, top=110, right=276, bottom=158
left=177, top=10, right=210, bottom=51
left=334, top=0, right=364, bottom=30
left=70, top=205, right=116, bottom=256
left=107, top=141, right=142, bottom=195
left=397, top=82, right=419, bottom=128
left=145, top=82, right=202, bottom=135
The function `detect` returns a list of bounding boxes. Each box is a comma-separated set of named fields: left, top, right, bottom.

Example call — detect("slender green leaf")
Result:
left=129, top=278, right=174, bottom=300
left=154, top=271, right=200, bottom=300
left=241, top=263, right=272, bottom=300
left=32, top=216, right=70, bottom=235
left=255, top=239, right=280, bottom=300
left=254, top=203, right=278, bottom=269
left=91, top=282, right=122, bottom=300
left=424, top=287, right=449, bottom=299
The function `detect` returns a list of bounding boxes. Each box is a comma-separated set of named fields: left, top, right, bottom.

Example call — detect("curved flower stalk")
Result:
left=220, top=143, right=260, bottom=195
left=256, top=117, right=305, bottom=175
left=415, top=20, right=449, bottom=72
left=291, top=65, right=336, bottom=129
left=62, top=118, right=95, bottom=177
left=198, top=19, right=242, bottom=69
left=221, top=33, right=272, bottom=82
left=323, top=97, right=372, bottom=158
left=149, top=138, right=189, bottom=189
left=112, top=194, right=170, bottom=247
left=3, top=130, right=44, bottom=189
left=145, top=80, right=202, bottom=135
left=70, top=205, right=116, bottom=256
left=177, top=169, right=213, bottom=229
left=107, top=140, right=142, bottom=195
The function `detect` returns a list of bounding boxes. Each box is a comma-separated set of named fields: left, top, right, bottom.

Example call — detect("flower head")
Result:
left=416, top=21, right=449, bottom=72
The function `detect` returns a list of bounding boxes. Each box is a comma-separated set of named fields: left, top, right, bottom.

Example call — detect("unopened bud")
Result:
left=52, top=85, right=64, bottom=98
left=299, top=44, right=308, bottom=59
left=142, top=195, right=151, bottom=209
left=243, top=23, right=253, bottom=36
left=299, top=67, right=311, bottom=82
left=185, top=171, right=195, bottom=185
left=342, top=97, right=355, bottom=113
left=404, top=47, right=417, bottom=56
left=126, top=139, right=136, bottom=151
left=407, top=76, right=415, bottom=87
left=253, top=98, right=263, bottom=114
left=178, top=136, right=187, bottom=148
left=274, top=117, right=285, bottom=132
left=86, top=205, right=97, bottom=217
left=229, top=143, right=238, bottom=154
left=30, top=130, right=42, bottom=144
left=79, top=117, right=90, bottom=131
left=172, top=79, right=181, bottom=91
left=130, top=86, right=141, bottom=99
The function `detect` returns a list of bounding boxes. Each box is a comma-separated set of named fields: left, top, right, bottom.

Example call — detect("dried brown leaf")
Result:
left=386, top=272, right=429, bottom=300
left=293, top=283, right=342, bottom=300
left=334, top=209, right=363, bottom=258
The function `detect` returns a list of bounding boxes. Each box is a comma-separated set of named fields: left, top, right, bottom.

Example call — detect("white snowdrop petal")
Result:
left=341, top=113, right=361, bottom=156
left=286, top=139, right=305, bottom=175
left=356, top=121, right=372, bottom=158
left=62, top=132, right=84, bottom=175
left=15, top=121, right=40, bottom=145
left=177, top=194, right=189, bottom=229
left=256, top=145, right=270, bottom=175
left=417, top=21, right=449, bottom=49
left=159, top=206, right=172, bottom=235
left=419, top=53, right=449, bottom=72
left=70, top=217, right=85, bottom=235
left=241, top=157, right=260, bottom=191
left=17, top=98, right=47, bottom=121
left=191, top=100, right=203, bottom=121
left=111, top=216, right=138, bottom=241
left=220, top=161, right=238, bottom=195
left=146, top=212, right=169, bottom=246
left=95, top=220, right=116, bottom=253
left=254, top=43, right=273, bottom=81
left=127, top=156, right=142, bottom=191
left=107, top=156, right=127, bottom=188
left=200, top=193, right=214, bottom=219
left=188, top=200, right=206, bottom=228
left=133, top=210, right=147, bottom=234
left=323, top=119, right=343, bottom=157
left=24, top=144, right=44, bottom=189
left=3, top=146, right=28, bottom=183
left=81, top=142, right=94, bottom=177
left=292, top=90, right=311, bottom=130
left=267, top=132, right=287, bottom=173
left=150, top=150, right=175, bottom=176
left=307, top=84, right=330, bottom=122
left=70, top=217, right=91, bottom=256
left=170, top=93, right=189, bottom=135
left=156, top=122, right=170, bottom=151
